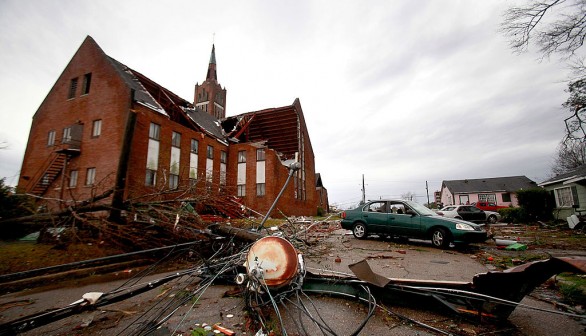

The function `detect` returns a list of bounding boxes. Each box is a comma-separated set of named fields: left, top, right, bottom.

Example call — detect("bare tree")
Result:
left=501, top=0, right=586, bottom=59
left=552, top=139, right=586, bottom=174
left=401, top=192, right=416, bottom=201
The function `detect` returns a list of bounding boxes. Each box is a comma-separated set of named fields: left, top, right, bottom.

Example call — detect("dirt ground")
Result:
left=0, top=221, right=585, bottom=335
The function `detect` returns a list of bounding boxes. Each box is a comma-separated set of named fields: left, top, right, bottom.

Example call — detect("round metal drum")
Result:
left=246, top=236, right=299, bottom=288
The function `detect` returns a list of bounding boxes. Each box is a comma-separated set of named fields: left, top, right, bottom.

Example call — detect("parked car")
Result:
left=437, top=205, right=501, bottom=224
left=472, top=202, right=507, bottom=212
left=340, top=200, right=488, bottom=248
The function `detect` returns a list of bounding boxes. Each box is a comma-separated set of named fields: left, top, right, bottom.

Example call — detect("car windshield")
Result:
left=404, top=200, right=437, bottom=216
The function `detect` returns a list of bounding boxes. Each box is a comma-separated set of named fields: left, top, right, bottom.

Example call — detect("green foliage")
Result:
left=516, top=188, right=554, bottom=222
left=498, top=207, right=525, bottom=224
left=316, top=206, right=325, bottom=217
left=559, top=282, right=586, bottom=304
left=0, top=178, right=35, bottom=239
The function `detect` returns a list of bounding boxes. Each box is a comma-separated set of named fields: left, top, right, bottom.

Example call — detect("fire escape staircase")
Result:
left=29, top=153, right=67, bottom=196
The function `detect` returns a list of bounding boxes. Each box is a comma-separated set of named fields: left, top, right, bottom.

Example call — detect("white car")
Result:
left=437, top=205, right=501, bottom=224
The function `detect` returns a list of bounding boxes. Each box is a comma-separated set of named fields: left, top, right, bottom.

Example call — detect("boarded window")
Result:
left=68, top=78, right=78, bottom=99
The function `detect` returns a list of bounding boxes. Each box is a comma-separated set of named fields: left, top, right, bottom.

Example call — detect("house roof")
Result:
left=316, top=173, right=323, bottom=188
left=539, top=164, right=586, bottom=186
left=442, top=176, right=537, bottom=194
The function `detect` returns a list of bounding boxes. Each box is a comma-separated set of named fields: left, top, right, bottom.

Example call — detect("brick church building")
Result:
left=18, top=36, right=329, bottom=217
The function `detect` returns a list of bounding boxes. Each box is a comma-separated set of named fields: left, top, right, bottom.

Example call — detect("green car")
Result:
left=340, top=199, right=487, bottom=248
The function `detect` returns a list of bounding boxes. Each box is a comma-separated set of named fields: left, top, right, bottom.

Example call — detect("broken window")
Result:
left=555, top=186, right=576, bottom=207
left=81, top=73, right=91, bottom=95
left=68, top=77, right=78, bottom=99
left=191, top=139, right=199, bottom=154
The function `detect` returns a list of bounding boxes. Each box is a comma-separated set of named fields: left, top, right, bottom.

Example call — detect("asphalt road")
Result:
left=0, top=228, right=584, bottom=335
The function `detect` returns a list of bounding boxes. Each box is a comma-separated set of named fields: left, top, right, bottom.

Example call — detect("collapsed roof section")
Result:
left=223, top=99, right=309, bottom=161
left=108, top=56, right=227, bottom=142
left=107, top=47, right=310, bottom=157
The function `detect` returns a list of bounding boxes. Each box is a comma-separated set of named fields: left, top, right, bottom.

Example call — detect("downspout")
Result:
left=109, top=89, right=137, bottom=222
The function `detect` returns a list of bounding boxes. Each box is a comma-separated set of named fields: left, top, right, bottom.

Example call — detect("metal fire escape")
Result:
left=28, top=124, right=83, bottom=196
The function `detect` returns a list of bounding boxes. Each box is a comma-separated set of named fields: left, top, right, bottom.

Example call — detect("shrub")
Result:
left=0, top=178, right=35, bottom=239
left=317, top=207, right=325, bottom=217
left=498, top=207, right=526, bottom=223
left=516, top=188, right=554, bottom=222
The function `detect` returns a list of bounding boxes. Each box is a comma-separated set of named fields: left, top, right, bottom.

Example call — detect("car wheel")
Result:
left=431, top=228, right=451, bottom=249
left=487, top=215, right=497, bottom=224
left=353, top=223, right=367, bottom=239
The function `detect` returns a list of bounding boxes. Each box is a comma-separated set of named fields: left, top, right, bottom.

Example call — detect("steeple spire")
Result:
left=206, top=44, right=217, bottom=82
left=195, top=43, right=226, bottom=119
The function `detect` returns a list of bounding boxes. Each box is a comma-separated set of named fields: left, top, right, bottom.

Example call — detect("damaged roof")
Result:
left=107, top=54, right=227, bottom=141
left=540, top=164, right=586, bottom=186
left=107, top=57, right=168, bottom=116
left=228, top=99, right=310, bottom=158
left=185, top=107, right=226, bottom=140
left=443, top=176, right=537, bottom=193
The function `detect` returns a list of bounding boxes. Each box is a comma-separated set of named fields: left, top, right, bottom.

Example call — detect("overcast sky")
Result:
left=0, top=0, right=577, bottom=208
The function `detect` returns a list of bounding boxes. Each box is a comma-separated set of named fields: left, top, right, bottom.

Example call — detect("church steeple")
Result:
left=194, top=44, right=226, bottom=119
left=206, top=44, right=217, bottom=82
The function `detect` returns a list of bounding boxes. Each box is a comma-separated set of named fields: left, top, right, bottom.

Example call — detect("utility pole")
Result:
left=426, top=181, right=430, bottom=207
left=361, top=174, right=365, bottom=204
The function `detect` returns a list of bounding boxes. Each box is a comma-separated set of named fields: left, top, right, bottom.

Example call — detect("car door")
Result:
left=387, top=201, right=419, bottom=236
left=361, top=201, right=389, bottom=234
left=467, top=206, right=486, bottom=222
left=458, top=206, right=484, bottom=222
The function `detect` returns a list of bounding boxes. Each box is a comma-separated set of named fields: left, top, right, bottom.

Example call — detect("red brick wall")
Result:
left=18, top=37, right=326, bottom=217
left=19, top=37, right=130, bottom=209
